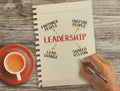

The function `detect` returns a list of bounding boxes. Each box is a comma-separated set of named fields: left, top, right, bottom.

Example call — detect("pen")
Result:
left=79, top=59, right=108, bottom=83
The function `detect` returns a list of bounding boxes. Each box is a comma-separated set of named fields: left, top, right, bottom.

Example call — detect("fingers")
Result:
left=80, top=54, right=119, bottom=91
left=95, top=54, right=110, bottom=64
left=80, top=54, right=113, bottom=81
left=81, top=54, right=105, bottom=71
left=80, top=63, right=95, bottom=82
left=80, top=54, right=106, bottom=87
left=82, top=54, right=103, bottom=65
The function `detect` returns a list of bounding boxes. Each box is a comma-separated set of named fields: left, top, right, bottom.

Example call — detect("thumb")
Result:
left=80, top=63, right=95, bottom=82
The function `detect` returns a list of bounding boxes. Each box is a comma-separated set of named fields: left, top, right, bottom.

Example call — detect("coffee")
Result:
left=5, top=54, right=24, bottom=73
left=4, top=52, right=26, bottom=81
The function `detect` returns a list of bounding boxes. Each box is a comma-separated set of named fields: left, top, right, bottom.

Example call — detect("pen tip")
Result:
left=105, top=80, right=108, bottom=83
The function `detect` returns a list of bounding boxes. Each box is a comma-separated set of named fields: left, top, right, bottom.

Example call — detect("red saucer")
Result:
left=0, top=44, right=34, bottom=85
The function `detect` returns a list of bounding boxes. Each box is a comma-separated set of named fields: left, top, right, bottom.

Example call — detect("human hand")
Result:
left=80, top=54, right=120, bottom=91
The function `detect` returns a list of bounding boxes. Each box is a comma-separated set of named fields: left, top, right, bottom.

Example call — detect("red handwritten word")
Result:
left=44, top=33, right=86, bottom=43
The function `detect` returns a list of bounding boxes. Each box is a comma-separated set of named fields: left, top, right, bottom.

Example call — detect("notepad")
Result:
left=32, top=0, right=96, bottom=88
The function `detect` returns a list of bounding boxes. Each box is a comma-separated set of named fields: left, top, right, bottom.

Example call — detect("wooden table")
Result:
left=0, top=0, right=120, bottom=91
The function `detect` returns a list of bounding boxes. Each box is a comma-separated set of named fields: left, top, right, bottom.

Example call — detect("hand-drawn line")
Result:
left=74, top=27, right=80, bottom=35
left=51, top=43, right=57, bottom=50
left=52, top=28, right=58, bottom=35
left=74, top=42, right=81, bottom=48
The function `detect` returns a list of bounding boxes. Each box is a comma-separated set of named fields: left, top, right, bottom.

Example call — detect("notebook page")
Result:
left=33, top=0, right=95, bottom=87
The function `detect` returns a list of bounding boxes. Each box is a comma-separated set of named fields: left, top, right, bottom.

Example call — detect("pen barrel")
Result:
left=96, top=72, right=108, bottom=83
left=86, top=66, right=108, bottom=83
left=80, top=61, right=108, bottom=83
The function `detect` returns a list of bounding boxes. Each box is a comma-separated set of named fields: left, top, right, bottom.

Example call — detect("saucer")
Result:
left=0, top=44, right=34, bottom=85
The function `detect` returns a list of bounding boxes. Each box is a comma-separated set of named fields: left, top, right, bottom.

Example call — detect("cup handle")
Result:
left=16, top=73, right=22, bottom=81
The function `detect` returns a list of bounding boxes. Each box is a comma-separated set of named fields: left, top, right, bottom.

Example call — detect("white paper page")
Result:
left=33, top=0, right=96, bottom=87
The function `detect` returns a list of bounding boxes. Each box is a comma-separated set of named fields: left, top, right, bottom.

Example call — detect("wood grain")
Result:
left=0, top=0, right=120, bottom=91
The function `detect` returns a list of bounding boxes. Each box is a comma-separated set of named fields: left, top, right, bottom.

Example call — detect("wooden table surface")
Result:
left=0, top=0, right=120, bottom=91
